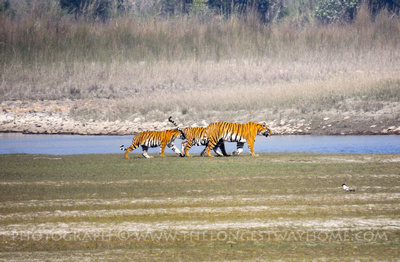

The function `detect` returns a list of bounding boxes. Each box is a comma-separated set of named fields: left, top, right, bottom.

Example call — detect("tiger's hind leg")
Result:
left=183, top=141, right=193, bottom=157
left=205, top=141, right=216, bottom=157
left=142, top=145, right=153, bottom=158
left=199, top=142, right=208, bottom=157
left=201, top=141, right=226, bottom=156
left=215, top=140, right=230, bottom=156
left=123, top=143, right=139, bottom=159
left=200, top=148, right=206, bottom=157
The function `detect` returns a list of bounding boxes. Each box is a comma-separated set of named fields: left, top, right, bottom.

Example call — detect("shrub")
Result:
left=0, top=0, right=10, bottom=13
left=367, top=0, right=400, bottom=17
left=59, top=0, right=116, bottom=21
left=314, top=0, right=360, bottom=24
left=207, top=0, right=285, bottom=23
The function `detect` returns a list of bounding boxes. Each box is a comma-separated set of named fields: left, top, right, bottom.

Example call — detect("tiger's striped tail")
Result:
left=120, top=145, right=127, bottom=151
left=168, top=117, right=186, bottom=140
left=168, top=116, right=179, bottom=128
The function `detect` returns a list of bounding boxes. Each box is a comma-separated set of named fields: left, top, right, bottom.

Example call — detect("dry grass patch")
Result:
left=1, top=6, right=400, bottom=124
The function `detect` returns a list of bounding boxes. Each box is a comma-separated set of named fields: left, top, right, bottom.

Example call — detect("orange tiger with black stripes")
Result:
left=168, top=117, right=228, bottom=157
left=120, top=125, right=185, bottom=159
left=204, top=121, right=272, bottom=157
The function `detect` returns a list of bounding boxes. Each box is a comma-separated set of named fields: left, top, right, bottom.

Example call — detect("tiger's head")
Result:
left=255, top=122, right=272, bottom=137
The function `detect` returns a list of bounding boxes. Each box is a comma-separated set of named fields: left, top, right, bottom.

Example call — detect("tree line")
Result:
left=1, top=0, right=399, bottom=23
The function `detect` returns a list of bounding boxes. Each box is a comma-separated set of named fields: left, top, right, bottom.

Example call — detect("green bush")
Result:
left=314, top=0, right=360, bottom=24
left=0, top=0, right=10, bottom=12
left=59, top=0, right=116, bottom=21
left=207, top=0, right=285, bottom=23
left=367, top=0, right=400, bottom=17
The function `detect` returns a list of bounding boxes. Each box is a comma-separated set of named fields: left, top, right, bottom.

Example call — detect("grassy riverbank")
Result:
left=1, top=1, right=400, bottom=135
left=1, top=153, right=399, bottom=260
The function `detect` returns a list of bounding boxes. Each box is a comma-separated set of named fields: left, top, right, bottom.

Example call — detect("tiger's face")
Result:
left=256, top=122, right=272, bottom=137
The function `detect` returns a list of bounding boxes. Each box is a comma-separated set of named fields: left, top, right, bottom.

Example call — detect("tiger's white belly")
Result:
left=223, top=133, right=246, bottom=143
left=192, top=137, right=208, bottom=146
left=143, top=140, right=161, bottom=148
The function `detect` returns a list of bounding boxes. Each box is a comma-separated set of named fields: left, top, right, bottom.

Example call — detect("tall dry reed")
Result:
left=2, top=1, right=399, bottom=65
left=0, top=0, right=399, bottom=122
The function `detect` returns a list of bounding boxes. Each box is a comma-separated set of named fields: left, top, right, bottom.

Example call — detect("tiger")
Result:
left=120, top=127, right=185, bottom=159
left=168, top=117, right=228, bottom=157
left=204, top=121, right=272, bottom=157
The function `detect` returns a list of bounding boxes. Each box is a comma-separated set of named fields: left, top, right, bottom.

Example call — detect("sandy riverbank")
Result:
left=1, top=99, right=399, bottom=135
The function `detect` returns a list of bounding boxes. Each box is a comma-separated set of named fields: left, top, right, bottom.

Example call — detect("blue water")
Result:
left=1, top=133, right=399, bottom=155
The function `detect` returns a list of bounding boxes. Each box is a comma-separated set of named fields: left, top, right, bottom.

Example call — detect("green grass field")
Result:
left=0, top=153, right=399, bottom=260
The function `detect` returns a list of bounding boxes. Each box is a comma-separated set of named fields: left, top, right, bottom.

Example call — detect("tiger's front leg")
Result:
left=167, top=142, right=182, bottom=156
left=248, top=141, right=259, bottom=157
left=160, top=143, right=167, bottom=157
left=232, top=142, right=245, bottom=156
left=141, top=146, right=153, bottom=158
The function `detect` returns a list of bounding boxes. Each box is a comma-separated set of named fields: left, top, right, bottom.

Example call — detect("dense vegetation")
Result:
left=0, top=0, right=399, bottom=124
left=1, top=0, right=399, bottom=66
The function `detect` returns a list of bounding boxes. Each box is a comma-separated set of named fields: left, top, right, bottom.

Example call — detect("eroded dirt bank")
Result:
left=1, top=99, right=399, bottom=135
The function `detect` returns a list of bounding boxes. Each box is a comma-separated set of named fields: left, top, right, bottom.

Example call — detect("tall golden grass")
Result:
left=0, top=1, right=399, bottom=121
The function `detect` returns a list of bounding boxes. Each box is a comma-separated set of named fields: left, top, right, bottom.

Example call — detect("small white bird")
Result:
left=342, top=184, right=355, bottom=192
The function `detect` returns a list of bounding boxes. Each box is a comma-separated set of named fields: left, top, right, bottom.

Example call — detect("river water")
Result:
left=1, top=133, right=399, bottom=155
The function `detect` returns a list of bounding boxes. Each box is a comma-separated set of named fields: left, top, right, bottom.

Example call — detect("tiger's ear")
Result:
left=262, top=122, right=267, bottom=128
